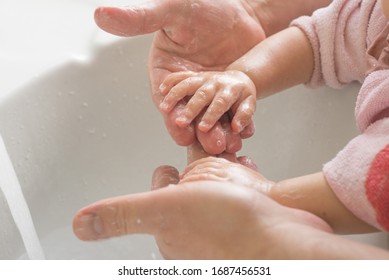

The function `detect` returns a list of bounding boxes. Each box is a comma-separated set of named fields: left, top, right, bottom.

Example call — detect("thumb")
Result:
left=73, top=185, right=186, bottom=241
left=95, top=2, right=170, bottom=36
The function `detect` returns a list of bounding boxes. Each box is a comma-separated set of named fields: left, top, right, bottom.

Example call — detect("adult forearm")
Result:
left=247, top=0, right=333, bottom=36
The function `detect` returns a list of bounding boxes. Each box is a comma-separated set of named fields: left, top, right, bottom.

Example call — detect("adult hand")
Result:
left=73, top=165, right=332, bottom=259
left=94, top=0, right=265, bottom=154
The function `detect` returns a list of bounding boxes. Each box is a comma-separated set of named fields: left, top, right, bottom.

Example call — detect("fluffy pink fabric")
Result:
left=291, top=0, right=389, bottom=231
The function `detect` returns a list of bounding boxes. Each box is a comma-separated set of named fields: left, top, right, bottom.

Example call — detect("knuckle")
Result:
left=213, top=94, right=232, bottom=112
left=117, top=209, right=132, bottom=235
left=167, top=89, right=180, bottom=101
left=240, top=103, right=255, bottom=116
left=196, top=90, right=209, bottom=102
left=215, top=96, right=229, bottom=107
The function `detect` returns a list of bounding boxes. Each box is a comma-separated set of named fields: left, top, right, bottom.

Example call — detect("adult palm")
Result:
left=94, top=0, right=265, bottom=154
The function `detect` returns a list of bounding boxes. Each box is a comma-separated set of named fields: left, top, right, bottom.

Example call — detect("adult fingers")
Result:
left=73, top=185, right=186, bottom=241
left=186, top=140, right=212, bottom=164
left=195, top=112, right=226, bottom=155
left=94, top=2, right=170, bottom=36
left=164, top=102, right=196, bottom=146
left=221, top=114, right=242, bottom=153
left=73, top=181, right=255, bottom=242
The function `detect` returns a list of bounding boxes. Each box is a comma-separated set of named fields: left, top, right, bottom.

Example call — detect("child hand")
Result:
left=180, top=157, right=274, bottom=194
left=159, top=70, right=256, bottom=134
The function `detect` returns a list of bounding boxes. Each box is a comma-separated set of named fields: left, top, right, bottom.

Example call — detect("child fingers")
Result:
left=159, top=71, right=197, bottom=95
left=240, top=121, right=255, bottom=139
left=180, top=173, right=224, bottom=184
left=198, top=89, right=238, bottom=132
left=231, top=96, right=256, bottom=134
left=221, top=114, right=242, bottom=153
left=175, top=84, right=216, bottom=128
left=182, top=157, right=229, bottom=178
left=159, top=76, right=203, bottom=113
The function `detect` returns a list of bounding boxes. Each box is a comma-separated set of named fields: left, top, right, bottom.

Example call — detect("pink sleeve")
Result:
left=290, top=0, right=389, bottom=231
left=323, top=71, right=389, bottom=232
left=290, top=0, right=372, bottom=88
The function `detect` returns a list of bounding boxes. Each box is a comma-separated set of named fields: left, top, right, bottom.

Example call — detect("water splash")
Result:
left=0, top=134, right=45, bottom=259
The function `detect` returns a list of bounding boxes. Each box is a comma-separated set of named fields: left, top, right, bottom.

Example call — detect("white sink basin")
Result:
left=0, top=0, right=387, bottom=259
left=0, top=33, right=183, bottom=259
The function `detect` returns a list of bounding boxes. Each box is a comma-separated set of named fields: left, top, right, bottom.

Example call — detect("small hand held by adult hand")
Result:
left=180, top=156, right=272, bottom=193
left=73, top=164, right=332, bottom=259
left=94, top=0, right=265, bottom=154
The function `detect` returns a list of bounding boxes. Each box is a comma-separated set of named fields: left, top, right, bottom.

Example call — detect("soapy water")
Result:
left=0, top=134, right=45, bottom=259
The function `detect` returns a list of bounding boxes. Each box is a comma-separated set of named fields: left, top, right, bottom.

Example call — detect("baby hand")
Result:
left=180, top=157, right=274, bottom=194
left=159, top=70, right=256, bottom=134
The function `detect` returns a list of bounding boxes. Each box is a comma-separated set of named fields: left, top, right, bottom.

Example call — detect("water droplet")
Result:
left=117, top=46, right=124, bottom=55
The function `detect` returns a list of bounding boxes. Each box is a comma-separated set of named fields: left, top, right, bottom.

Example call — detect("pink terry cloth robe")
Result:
left=291, top=0, right=389, bottom=231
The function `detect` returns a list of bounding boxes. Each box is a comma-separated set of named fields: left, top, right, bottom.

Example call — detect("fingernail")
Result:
left=176, top=116, right=189, bottom=125
left=76, top=214, right=103, bottom=240
left=159, top=102, right=169, bottom=111
left=199, top=121, right=210, bottom=131
left=159, top=83, right=166, bottom=93
left=235, top=120, right=244, bottom=133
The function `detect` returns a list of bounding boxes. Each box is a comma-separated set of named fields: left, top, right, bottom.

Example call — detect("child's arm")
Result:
left=227, top=26, right=314, bottom=99
left=180, top=157, right=377, bottom=234
left=271, top=172, right=378, bottom=234
left=159, top=26, right=313, bottom=134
